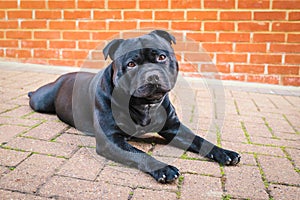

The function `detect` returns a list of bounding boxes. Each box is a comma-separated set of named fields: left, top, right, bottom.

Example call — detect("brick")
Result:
left=108, top=0, right=136, bottom=9
left=62, top=50, right=89, bottom=59
left=204, top=0, right=235, bottom=9
left=285, top=54, right=300, bottom=64
left=140, top=0, right=168, bottom=9
left=181, top=174, right=222, bottom=199
left=49, top=21, right=76, bottom=30
left=272, top=22, right=300, bottom=32
left=187, top=11, right=217, bottom=20
left=0, top=125, right=28, bottom=144
left=236, top=43, right=266, bottom=52
left=63, top=31, right=90, bottom=40
left=21, top=40, right=47, bottom=48
left=92, top=32, right=119, bottom=40
left=7, top=10, right=32, bottom=19
left=98, top=165, right=178, bottom=190
left=78, top=21, right=106, bottom=30
left=0, top=21, right=18, bottom=29
left=0, top=40, right=18, bottom=48
left=238, top=0, right=270, bottom=9
left=270, top=184, right=300, bottom=200
left=109, top=21, right=137, bottom=30
left=50, top=41, right=76, bottom=49
left=238, top=22, right=269, bottom=31
left=36, top=10, right=61, bottom=19
left=172, top=21, right=201, bottom=31
left=21, top=20, right=47, bottom=29
left=24, top=121, right=68, bottom=141
left=0, top=190, right=47, bottom=200
left=0, top=149, right=30, bottom=166
left=179, top=62, right=198, bottom=72
left=94, top=11, right=121, bottom=19
left=187, top=33, right=216, bottom=42
left=40, top=176, right=131, bottom=199
left=20, top=1, right=45, bottom=8
left=6, top=49, right=31, bottom=58
left=220, top=11, right=251, bottom=20
left=132, top=188, right=176, bottom=200
left=282, top=76, right=300, bottom=86
left=155, top=11, right=184, bottom=20
left=48, top=59, right=76, bottom=66
left=247, top=75, right=280, bottom=84
left=34, top=49, right=59, bottom=59
left=125, top=11, right=153, bottom=19
left=270, top=44, right=300, bottom=53
left=185, top=52, right=213, bottom=62
left=289, top=12, right=300, bottom=20
left=64, top=10, right=91, bottom=19
left=171, top=0, right=201, bottom=8
left=219, top=33, right=250, bottom=42
left=6, top=31, right=32, bottom=39
left=0, top=11, right=4, bottom=18
left=234, top=64, right=265, bottom=74
left=250, top=54, right=282, bottom=64
left=0, top=1, right=17, bottom=8
left=254, top=11, right=286, bottom=20
left=204, top=22, right=235, bottom=31
left=202, top=43, right=232, bottom=52
left=34, top=31, right=61, bottom=39
left=78, top=41, right=100, bottom=49
left=57, top=148, right=105, bottom=180
left=258, top=155, right=299, bottom=185
left=0, top=154, right=64, bottom=193
left=225, top=166, right=268, bottom=199
left=253, top=33, right=285, bottom=42
left=48, top=0, right=75, bottom=9
left=217, top=53, right=248, bottom=63
left=176, top=159, right=221, bottom=177
left=77, top=0, right=105, bottom=8
left=273, top=0, right=300, bottom=9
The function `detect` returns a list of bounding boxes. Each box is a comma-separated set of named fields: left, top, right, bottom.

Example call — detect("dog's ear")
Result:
left=103, top=39, right=124, bottom=60
left=150, top=30, right=176, bottom=45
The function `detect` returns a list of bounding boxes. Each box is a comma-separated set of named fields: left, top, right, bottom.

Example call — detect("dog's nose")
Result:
left=147, top=74, right=160, bottom=83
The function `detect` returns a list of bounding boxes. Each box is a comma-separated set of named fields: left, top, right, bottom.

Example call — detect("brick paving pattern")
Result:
left=0, top=63, right=299, bottom=199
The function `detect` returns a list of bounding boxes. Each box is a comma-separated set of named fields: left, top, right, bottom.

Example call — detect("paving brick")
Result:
left=285, top=148, right=300, bottom=168
left=220, top=126, right=248, bottom=143
left=39, top=175, right=131, bottom=199
left=0, top=105, right=33, bottom=118
left=0, top=166, right=7, bottom=174
left=243, top=122, right=274, bottom=138
left=153, top=144, right=185, bottom=158
left=265, top=118, right=295, bottom=133
left=0, top=116, right=42, bottom=127
left=176, top=159, right=221, bottom=177
left=55, top=132, right=96, bottom=147
left=269, top=184, right=300, bottom=200
left=0, top=189, right=47, bottom=199
left=132, top=188, right=177, bottom=200
left=0, top=103, right=17, bottom=114
left=224, top=165, right=269, bottom=199
left=26, top=112, right=59, bottom=121
left=0, top=124, right=28, bottom=144
left=181, top=174, right=222, bottom=200
left=5, top=137, right=77, bottom=158
left=222, top=141, right=285, bottom=157
left=275, top=131, right=300, bottom=140
left=0, top=149, right=30, bottom=166
left=251, top=136, right=300, bottom=148
left=24, top=121, right=68, bottom=140
left=98, top=165, right=178, bottom=191
left=0, top=154, right=64, bottom=193
left=240, top=153, right=257, bottom=166
left=57, top=147, right=105, bottom=180
left=257, top=155, right=300, bottom=185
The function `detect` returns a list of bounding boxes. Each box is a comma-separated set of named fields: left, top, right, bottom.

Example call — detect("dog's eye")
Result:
left=127, top=61, right=136, bottom=68
left=157, top=54, right=167, bottom=62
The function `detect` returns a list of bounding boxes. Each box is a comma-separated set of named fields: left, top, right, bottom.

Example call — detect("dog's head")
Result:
left=103, top=30, right=178, bottom=104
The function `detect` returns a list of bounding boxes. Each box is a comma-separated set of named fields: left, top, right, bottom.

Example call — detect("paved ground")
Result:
left=0, top=62, right=299, bottom=200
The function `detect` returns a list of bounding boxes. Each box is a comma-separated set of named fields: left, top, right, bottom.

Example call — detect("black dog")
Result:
left=28, top=30, right=240, bottom=183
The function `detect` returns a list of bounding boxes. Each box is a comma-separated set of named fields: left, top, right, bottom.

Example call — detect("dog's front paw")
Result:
left=150, top=165, right=180, bottom=183
left=208, top=147, right=241, bottom=165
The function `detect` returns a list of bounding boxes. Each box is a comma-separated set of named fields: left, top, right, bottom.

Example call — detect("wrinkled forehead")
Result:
left=114, top=34, right=174, bottom=59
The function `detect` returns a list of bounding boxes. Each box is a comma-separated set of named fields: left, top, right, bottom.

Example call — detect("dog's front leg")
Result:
left=159, top=123, right=241, bottom=165
left=95, top=134, right=180, bottom=183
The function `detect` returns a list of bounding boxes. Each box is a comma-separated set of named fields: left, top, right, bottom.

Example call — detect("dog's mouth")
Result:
left=133, top=84, right=170, bottom=103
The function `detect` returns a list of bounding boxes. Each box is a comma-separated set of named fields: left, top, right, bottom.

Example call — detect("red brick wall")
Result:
left=1, top=0, right=300, bottom=86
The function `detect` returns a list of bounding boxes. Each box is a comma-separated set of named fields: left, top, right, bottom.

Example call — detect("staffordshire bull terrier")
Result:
left=28, top=30, right=240, bottom=183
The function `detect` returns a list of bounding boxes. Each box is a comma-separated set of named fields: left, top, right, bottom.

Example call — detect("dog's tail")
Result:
left=28, top=91, right=34, bottom=98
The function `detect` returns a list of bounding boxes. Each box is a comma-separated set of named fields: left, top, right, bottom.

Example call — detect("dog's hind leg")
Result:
left=28, top=77, right=65, bottom=114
